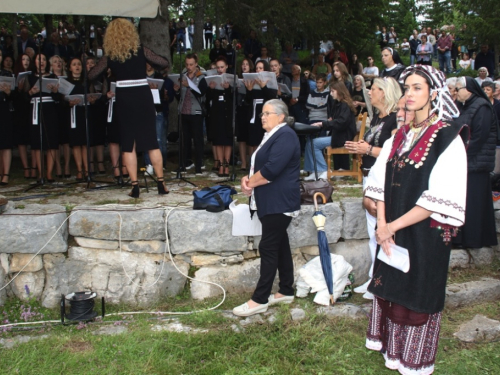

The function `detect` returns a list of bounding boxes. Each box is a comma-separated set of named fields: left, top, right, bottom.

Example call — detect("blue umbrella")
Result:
left=312, top=192, right=334, bottom=305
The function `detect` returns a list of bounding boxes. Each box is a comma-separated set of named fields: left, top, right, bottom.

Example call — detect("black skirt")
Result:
left=0, top=98, right=14, bottom=150
left=453, top=171, right=498, bottom=248
left=30, top=100, right=59, bottom=150
left=115, top=84, right=157, bottom=152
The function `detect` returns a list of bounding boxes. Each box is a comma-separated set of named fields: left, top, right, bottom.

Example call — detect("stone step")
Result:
left=445, top=277, right=500, bottom=310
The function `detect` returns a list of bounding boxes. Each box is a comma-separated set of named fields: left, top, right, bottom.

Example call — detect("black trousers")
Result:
left=181, top=114, right=204, bottom=171
left=252, top=214, right=294, bottom=304
left=204, top=33, right=213, bottom=49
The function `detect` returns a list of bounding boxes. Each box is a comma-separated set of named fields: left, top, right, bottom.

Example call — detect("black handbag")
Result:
left=299, top=179, right=333, bottom=205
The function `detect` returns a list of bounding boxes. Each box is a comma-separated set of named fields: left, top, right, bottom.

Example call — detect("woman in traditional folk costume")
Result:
left=364, top=65, right=468, bottom=375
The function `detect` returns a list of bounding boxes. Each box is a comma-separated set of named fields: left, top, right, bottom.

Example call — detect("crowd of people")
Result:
left=1, top=16, right=500, bottom=375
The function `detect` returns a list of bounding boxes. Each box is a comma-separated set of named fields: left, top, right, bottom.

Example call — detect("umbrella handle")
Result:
left=313, top=192, right=327, bottom=211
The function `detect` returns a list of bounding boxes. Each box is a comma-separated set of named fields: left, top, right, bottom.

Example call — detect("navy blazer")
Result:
left=253, top=124, right=301, bottom=218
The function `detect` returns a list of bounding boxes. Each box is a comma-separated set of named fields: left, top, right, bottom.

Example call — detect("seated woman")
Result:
left=233, top=99, right=301, bottom=317
left=303, top=81, right=356, bottom=180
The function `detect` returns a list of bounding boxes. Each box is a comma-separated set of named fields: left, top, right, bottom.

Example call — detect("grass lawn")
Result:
left=1, top=262, right=499, bottom=375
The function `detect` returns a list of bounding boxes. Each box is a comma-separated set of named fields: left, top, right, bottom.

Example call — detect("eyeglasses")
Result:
left=454, top=87, right=466, bottom=93
left=259, top=111, right=277, bottom=118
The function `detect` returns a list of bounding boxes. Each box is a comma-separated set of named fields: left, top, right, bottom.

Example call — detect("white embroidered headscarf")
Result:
left=399, top=64, right=460, bottom=123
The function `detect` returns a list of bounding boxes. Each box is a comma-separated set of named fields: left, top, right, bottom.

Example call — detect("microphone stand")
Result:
left=25, top=36, right=56, bottom=192
left=164, top=49, right=196, bottom=187
left=66, top=41, right=119, bottom=190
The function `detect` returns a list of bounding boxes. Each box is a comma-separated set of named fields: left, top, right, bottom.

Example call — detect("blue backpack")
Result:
left=192, top=185, right=237, bottom=213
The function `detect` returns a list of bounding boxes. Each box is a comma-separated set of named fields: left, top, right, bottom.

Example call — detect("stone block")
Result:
left=341, top=199, right=368, bottom=240
left=454, top=314, right=500, bottom=343
left=10, top=270, right=45, bottom=301
left=121, top=240, right=165, bottom=254
left=254, top=203, right=343, bottom=250
left=74, top=237, right=118, bottom=250
left=0, top=204, right=68, bottom=254
left=496, top=210, right=500, bottom=233
left=191, top=255, right=223, bottom=267
left=167, top=209, right=247, bottom=254
left=10, top=254, right=43, bottom=273
left=41, top=247, right=189, bottom=308
left=191, top=253, right=307, bottom=300
left=445, top=278, right=500, bottom=310
left=330, top=239, right=371, bottom=286
left=449, top=248, right=495, bottom=269
left=0, top=253, right=9, bottom=274
left=69, top=206, right=165, bottom=240
left=290, top=308, right=306, bottom=321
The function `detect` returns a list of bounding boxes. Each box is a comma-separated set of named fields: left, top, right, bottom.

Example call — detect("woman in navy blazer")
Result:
left=233, top=99, right=301, bottom=317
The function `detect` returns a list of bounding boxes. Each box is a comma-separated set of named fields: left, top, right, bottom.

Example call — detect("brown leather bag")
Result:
left=299, top=179, right=334, bottom=205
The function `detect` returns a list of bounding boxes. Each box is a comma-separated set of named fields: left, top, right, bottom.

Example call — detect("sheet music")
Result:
left=186, top=76, right=201, bottom=94
left=237, top=79, right=246, bottom=94
left=278, top=83, right=292, bottom=95
left=204, top=75, right=224, bottom=90
left=58, top=77, right=75, bottom=96
left=204, top=69, right=217, bottom=76
left=151, top=89, right=161, bottom=104
left=168, top=74, right=180, bottom=84
left=16, top=71, right=31, bottom=86
left=0, top=76, right=15, bottom=91
left=65, top=94, right=85, bottom=105
left=35, top=78, right=59, bottom=93
left=147, top=77, right=164, bottom=90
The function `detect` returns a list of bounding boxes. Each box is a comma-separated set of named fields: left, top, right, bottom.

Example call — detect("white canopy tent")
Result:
left=0, top=0, right=160, bottom=18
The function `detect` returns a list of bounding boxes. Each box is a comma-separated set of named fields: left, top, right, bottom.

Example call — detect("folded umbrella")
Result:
left=312, top=192, right=334, bottom=305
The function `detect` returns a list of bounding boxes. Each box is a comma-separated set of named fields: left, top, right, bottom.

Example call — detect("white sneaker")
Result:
left=186, top=163, right=195, bottom=170
left=303, top=173, right=316, bottom=181
left=145, top=164, right=154, bottom=175
left=363, top=291, right=374, bottom=300
left=318, top=171, right=328, bottom=180
left=268, top=294, right=294, bottom=306
left=353, top=279, right=371, bottom=294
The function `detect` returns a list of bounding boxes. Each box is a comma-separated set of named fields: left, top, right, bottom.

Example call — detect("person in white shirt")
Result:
left=400, top=38, right=410, bottom=55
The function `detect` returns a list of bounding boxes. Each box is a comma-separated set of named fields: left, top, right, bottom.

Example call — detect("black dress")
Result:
left=236, top=92, right=251, bottom=142
left=206, top=86, right=233, bottom=146
left=362, top=112, right=398, bottom=169
left=25, top=73, right=60, bottom=150
left=0, top=69, right=14, bottom=150
left=88, top=46, right=169, bottom=152
left=88, top=79, right=107, bottom=147
left=380, top=64, right=406, bottom=81
left=246, top=85, right=277, bottom=146
left=65, top=78, right=88, bottom=147
left=13, top=77, right=32, bottom=146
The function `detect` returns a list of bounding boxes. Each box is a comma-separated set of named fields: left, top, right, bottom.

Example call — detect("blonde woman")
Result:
left=88, top=18, right=169, bottom=198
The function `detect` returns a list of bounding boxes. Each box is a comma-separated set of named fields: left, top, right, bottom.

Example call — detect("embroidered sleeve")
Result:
left=364, top=135, right=394, bottom=202
left=143, top=46, right=169, bottom=71
left=416, top=136, right=467, bottom=226
left=88, top=56, right=108, bottom=81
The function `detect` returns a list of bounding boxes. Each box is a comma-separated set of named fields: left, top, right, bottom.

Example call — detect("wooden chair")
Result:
left=325, top=112, right=368, bottom=183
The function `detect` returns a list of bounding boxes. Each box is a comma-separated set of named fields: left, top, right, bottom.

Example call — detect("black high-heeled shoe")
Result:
left=76, top=170, right=84, bottom=182
left=97, top=161, right=106, bottom=175
left=129, top=181, right=140, bottom=198
left=0, top=174, right=9, bottom=186
left=212, top=159, right=221, bottom=171
left=157, top=177, right=169, bottom=195
left=222, top=160, right=230, bottom=177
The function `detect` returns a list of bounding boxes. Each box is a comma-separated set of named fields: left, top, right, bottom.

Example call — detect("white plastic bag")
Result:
left=296, top=254, right=353, bottom=306
left=229, top=201, right=262, bottom=236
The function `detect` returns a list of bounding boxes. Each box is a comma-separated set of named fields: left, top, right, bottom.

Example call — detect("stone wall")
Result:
left=0, top=199, right=498, bottom=307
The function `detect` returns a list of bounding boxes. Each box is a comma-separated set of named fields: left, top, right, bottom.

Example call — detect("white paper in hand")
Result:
left=377, top=243, right=410, bottom=273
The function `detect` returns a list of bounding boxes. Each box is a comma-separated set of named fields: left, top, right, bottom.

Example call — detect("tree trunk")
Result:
left=139, top=0, right=171, bottom=65
left=44, top=15, right=53, bottom=36
left=192, top=0, right=206, bottom=52
left=11, top=15, right=18, bottom=60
